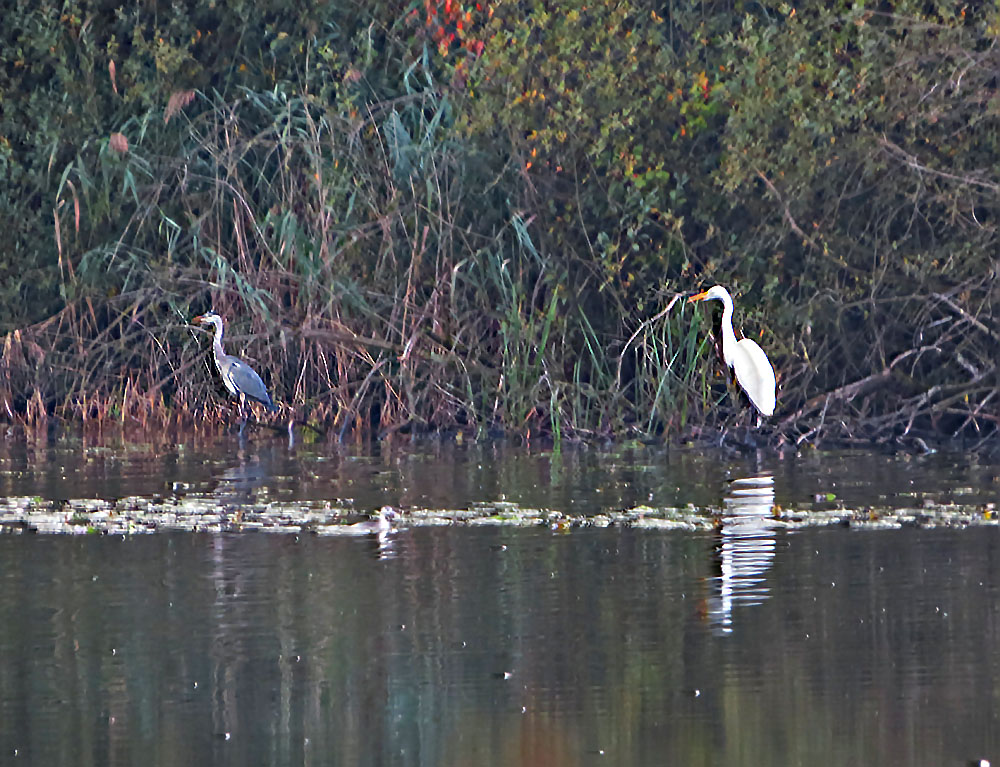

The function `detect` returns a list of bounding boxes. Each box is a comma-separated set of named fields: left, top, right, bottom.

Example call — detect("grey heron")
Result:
left=192, top=312, right=278, bottom=428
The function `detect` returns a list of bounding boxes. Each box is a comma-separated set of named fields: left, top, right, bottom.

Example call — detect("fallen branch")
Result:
left=777, top=367, right=892, bottom=431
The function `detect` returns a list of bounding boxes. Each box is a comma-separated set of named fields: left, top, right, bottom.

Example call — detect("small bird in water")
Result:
left=344, top=506, right=399, bottom=535
left=192, top=311, right=277, bottom=433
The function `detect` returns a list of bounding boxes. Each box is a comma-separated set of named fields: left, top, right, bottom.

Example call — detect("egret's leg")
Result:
left=744, top=409, right=762, bottom=449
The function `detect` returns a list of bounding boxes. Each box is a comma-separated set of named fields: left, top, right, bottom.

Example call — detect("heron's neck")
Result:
left=211, top=322, right=226, bottom=363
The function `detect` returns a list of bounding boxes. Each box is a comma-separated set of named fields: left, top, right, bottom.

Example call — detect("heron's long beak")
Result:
left=191, top=314, right=206, bottom=324
left=688, top=290, right=711, bottom=303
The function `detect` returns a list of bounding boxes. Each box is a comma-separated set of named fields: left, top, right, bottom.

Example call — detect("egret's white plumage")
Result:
left=688, top=285, right=776, bottom=417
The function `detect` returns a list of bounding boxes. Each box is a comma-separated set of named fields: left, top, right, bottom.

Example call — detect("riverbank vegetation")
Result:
left=1, top=0, right=997, bottom=448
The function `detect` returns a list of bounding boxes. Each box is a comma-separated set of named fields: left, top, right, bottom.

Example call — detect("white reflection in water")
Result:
left=347, top=523, right=400, bottom=560
left=708, top=473, right=777, bottom=635
left=372, top=529, right=399, bottom=559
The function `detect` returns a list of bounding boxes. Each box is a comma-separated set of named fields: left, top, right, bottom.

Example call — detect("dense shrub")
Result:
left=0, top=0, right=996, bottom=447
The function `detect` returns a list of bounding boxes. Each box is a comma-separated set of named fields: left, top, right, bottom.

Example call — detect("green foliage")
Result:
left=462, top=0, right=700, bottom=294
left=714, top=3, right=1000, bottom=440
left=1, top=0, right=997, bottom=445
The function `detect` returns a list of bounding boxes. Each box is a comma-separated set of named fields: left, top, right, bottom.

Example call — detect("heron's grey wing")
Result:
left=224, top=357, right=276, bottom=409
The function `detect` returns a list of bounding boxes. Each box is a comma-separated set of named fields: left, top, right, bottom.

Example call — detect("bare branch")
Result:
left=755, top=170, right=820, bottom=250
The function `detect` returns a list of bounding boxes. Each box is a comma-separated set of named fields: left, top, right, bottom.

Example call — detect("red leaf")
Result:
left=109, top=132, right=129, bottom=154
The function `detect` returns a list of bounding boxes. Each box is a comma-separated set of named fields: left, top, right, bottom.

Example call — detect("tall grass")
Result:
left=0, top=52, right=709, bottom=443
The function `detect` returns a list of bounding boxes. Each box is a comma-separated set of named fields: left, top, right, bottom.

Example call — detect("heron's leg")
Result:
left=238, top=394, right=248, bottom=436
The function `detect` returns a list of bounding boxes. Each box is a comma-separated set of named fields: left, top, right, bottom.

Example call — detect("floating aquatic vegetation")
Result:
left=1, top=496, right=995, bottom=536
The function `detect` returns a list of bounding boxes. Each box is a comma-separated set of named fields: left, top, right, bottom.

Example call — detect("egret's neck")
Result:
left=718, top=296, right=738, bottom=365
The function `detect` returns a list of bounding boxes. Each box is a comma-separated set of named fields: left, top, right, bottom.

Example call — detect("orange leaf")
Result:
left=53, top=209, right=62, bottom=271
left=67, top=179, right=80, bottom=233
left=109, top=132, right=129, bottom=153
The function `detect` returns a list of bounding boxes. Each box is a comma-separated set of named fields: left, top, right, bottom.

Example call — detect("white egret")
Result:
left=688, top=285, right=776, bottom=418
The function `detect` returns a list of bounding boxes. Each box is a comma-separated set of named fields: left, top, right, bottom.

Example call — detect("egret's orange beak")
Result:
left=688, top=290, right=711, bottom=303
left=191, top=314, right=206, bottom=324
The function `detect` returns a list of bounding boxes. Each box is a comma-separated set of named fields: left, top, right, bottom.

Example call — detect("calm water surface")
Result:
left=1, top=432, right=998, bottom=766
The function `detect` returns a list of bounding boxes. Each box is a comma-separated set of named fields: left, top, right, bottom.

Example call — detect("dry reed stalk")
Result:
left=164, top=90, right=196, bottom=125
